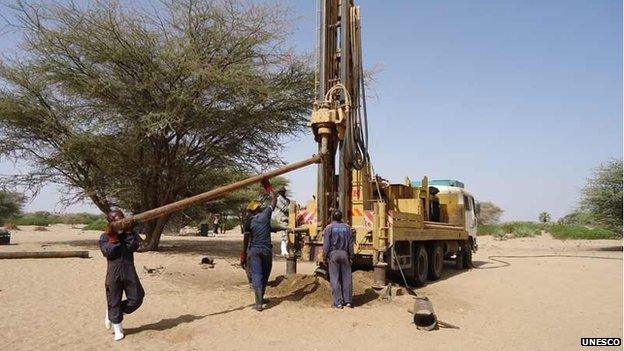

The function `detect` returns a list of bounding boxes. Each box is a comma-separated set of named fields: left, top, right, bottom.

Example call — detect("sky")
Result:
left=0, top=0, right=621, bottom=221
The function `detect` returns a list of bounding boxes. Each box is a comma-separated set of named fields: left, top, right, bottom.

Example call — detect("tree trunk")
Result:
left=140, top=214, right=171, bottom=252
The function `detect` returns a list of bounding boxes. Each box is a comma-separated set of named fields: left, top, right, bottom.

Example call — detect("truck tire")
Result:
left=428, top=243, right=444, bottom=281
left=463, top=239, right=474, bottom=269
left=454, top=242, right=465, bottom=270
left=413, top=244, right=429, bottom=286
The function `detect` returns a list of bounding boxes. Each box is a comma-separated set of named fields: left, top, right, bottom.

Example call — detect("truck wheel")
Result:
left=454, top=242, right=465, bottom=270
left=463, top=239, right=474, bottom=269
left=428, top=243, right=444, bottom=280
left=413, top=244, right=429, bottom=286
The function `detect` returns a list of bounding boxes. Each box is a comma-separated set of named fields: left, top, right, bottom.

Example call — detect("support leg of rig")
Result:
left=286, top=255, right=297, bottom=275
left=373, top=262, right=387, bottom=289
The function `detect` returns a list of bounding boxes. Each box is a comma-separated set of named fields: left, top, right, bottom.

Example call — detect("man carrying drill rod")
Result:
left=323, top=210, right=354, bottom=309
left=99, top=210, right=145, bottom=341
left=240, top=179, right=278, bottom=311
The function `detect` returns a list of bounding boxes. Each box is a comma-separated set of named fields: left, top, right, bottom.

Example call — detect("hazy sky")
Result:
left=0, top=0, right=622, bottom=221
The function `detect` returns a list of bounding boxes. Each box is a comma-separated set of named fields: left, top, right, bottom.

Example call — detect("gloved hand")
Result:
left=260, top=178, right=272, bottom=193
left=240, top=251, right=247, bottom=269
left=107, top=231, right=119, bottom=244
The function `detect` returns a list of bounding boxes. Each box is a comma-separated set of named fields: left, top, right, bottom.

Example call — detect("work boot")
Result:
left=261, top=287, right=269, bottom=304
left=104, top=310, right=111, bottom=330
left=112, top=323, right=124, bottom=341
left=253, top=289, right=263, bottom=312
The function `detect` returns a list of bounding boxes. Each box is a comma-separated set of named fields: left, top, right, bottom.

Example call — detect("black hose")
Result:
left=475, top=254, right=622, bottom=269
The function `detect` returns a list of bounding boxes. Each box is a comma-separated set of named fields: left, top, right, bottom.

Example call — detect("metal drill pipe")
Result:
left=113, top=154, right=323, bottom=229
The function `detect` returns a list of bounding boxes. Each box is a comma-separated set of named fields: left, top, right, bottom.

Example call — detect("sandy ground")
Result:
left=0, top=224, right=621, bottom=351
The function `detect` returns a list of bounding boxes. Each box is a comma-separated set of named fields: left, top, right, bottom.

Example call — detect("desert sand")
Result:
left=0, top=225, right=621, bottom=351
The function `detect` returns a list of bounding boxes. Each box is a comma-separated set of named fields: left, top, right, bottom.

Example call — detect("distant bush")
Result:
left=11, top=212, right=103, bottom=226
left=477, top=225, right=504, bottom=236
left=478, top=221, right=542, bottom=239
left=83, top=218, right=107, bottom=231
left=33, top=226, right=48, bottom=231
left=500, top=222, right=542, bottom=237
left=4, top=222, right=19, bottom=230
left=13, top=214, right=52, bottom=226
left=56, top=213, right=102, bottom=225
left=558, top=210, right=593, bottom=226
left=548, top=225, right=616, bottom=240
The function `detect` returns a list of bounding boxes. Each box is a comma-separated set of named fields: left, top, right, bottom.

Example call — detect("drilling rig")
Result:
left=288, top=0, right=478, bottom=287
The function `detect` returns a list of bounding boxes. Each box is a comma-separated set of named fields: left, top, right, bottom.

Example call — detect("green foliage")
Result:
left=479, top=221, right=542, bottom=239
left=538, top=212, right=551, bottom=223
left=477, top=224, right=504, bottom=236
left=10, top=212, right=102, bottom=226
left=0, top=191, right=24, bottom=225
left=580, top=160, right=623, bottom=235
left=477, top=201, right=503, bottom=225
left=12, top=214, right=52, bottom=226
left=548, top=225, right=616, bottom=240
left=558, top=210, right=593, bottom=226
left=480, top=221, right=616, bottom=240
left=83, top=218, right=107, bottom=231
left=501, top=221, right=542, bottom=237
left=56, top=213, right=102, bottom=225
left=0, top=0, right=312, bottom=250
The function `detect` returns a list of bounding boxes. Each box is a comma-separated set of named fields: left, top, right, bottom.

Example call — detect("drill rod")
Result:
left=113, top=154, right=323, bottom=229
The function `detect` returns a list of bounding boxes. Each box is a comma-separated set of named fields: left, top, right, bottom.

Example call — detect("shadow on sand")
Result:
left=124, top=314, right=207, bottom=335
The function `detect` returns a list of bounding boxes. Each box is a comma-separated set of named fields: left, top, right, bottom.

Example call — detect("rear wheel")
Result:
left=454, top=242, right=465, bottom=270
left=412, top=244, right=429, bottom=286
left=463, top=239, right=474, bottom=269
left=428, top=243, right=444, bottom=280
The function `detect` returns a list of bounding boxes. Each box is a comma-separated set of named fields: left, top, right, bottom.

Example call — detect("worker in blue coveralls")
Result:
left=323, top=210, right=354, bottom=309
left=99, top=210, right=144, bottom=341
left=240, top=179, right=278, bottom=311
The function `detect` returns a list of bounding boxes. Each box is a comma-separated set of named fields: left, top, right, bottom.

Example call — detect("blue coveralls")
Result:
left=244, top=206, right=274, bottom=294
left=99, top=231, right=144, bottom=324
left=323, top=221, right=354, bottom=306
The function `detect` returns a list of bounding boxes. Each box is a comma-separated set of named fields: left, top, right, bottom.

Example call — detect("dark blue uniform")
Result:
left=244, top=206, right=274, bottom=294
left=323, top=221, right=354, bottom=306
left=99, top=232, right=144, bottom=324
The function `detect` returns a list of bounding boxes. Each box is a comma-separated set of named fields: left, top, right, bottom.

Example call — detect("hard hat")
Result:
left=246, top=200, right=261, bottom=212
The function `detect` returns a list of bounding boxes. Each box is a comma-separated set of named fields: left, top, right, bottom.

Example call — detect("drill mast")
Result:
left=312, top=0, right=370, bottom=228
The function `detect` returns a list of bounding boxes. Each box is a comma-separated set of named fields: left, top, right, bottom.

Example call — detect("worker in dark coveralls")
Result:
left=429, top=186, right=441, bottom=222
left=241, top=179, right=278, bottom=311
left=99, top=210, right=145, bottom=341
left=323, top=210, right=354, bottom=309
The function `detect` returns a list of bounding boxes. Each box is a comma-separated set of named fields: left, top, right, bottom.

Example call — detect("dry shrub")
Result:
left=4, top=223, right=19, bottom=230
left=34, top=226, right=49, bottom=231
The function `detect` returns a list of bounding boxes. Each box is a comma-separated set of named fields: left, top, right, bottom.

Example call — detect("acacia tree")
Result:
left=538, top=212, right=551, bottom=223
left=0, top=0, right=313, bottom=250
left=581, top=159, right=623, bottom=235
left=0, top=191, right=24, bottom=225
left=476, top=201, right=503, bottom=225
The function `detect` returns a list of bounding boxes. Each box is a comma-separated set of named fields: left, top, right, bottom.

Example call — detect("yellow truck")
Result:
left=289, top=176, right=478, bottom=286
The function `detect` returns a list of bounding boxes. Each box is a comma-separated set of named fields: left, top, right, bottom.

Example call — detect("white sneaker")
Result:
left=104, top=310, right=111, bottom=330
left=113, top=323, right=124, bottom=341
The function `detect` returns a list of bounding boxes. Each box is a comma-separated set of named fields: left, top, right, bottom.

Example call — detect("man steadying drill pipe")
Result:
left=240, top=178, right=278, bottom=311
left=323, top=210, right=354, bottom=309
left=99, top=210, right=145, bottom=341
